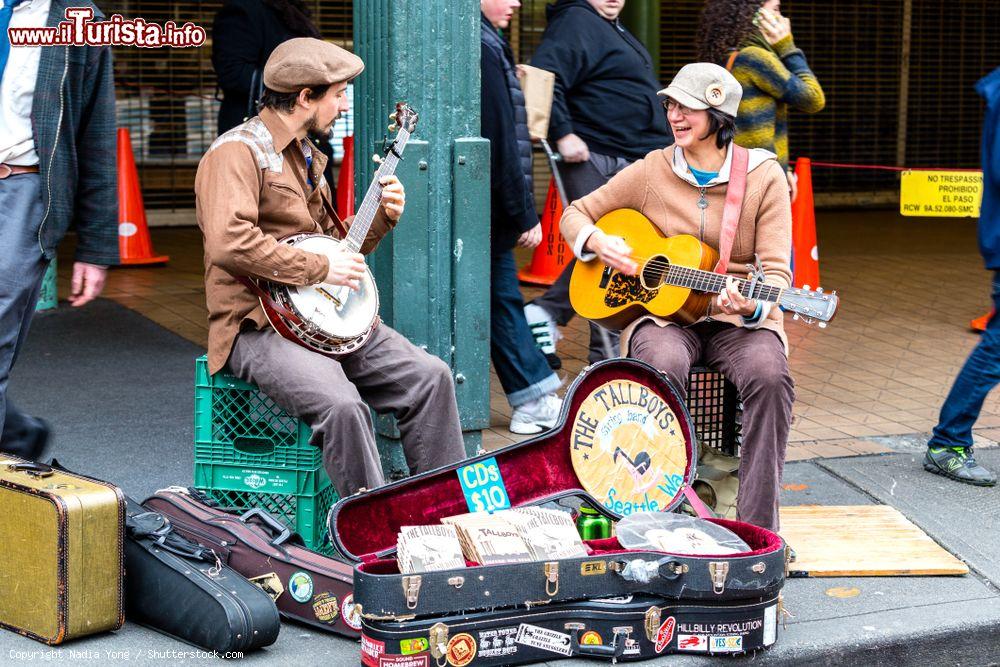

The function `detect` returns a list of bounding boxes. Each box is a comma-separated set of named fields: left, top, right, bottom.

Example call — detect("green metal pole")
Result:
left=354, top=0, right=490, bottom=478
left=621, top=0, right=661, bottom=77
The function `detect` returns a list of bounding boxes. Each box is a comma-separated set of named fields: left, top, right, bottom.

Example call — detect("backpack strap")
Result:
left=713, top=144, right=750, bottom=275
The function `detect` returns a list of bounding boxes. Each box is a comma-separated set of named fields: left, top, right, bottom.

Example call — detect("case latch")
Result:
left=709, top=561, right=730, bottom=595
left=430, top=622, right=449, bottom=666
left=248, top=572, right=284, bottom=601
left=544, top=561, right=559, bottom=597
left=403, top=575, right=422, bottom=610
left=644, top=606, right=661, bottom=641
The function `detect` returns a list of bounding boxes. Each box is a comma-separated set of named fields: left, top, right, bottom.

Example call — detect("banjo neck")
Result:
left=340, top=126, right=413, bottom=254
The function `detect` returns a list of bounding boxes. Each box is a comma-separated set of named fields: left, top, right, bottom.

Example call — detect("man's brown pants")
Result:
left=228, top=325, right=467, bottom=496
left=629, top=321, right=795, bottom=532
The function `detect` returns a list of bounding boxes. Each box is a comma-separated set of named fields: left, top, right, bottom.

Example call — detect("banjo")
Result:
left=255, top=103, right=418, bottom=356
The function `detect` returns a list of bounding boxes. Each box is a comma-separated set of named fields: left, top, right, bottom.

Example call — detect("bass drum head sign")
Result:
left=570, top=378, right=690, bottom=515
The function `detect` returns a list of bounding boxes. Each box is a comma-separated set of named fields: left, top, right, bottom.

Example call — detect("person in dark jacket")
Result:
left=0, top=0, right=117, bottom=460
left=923, top=66, right=1000, bottom=487
left=523, top=0, right=673, bottom=367
left=481, top=0, right=563, bottom=435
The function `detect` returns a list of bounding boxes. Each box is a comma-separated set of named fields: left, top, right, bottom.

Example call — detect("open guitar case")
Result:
left=328, top=358, right=788, bottom=665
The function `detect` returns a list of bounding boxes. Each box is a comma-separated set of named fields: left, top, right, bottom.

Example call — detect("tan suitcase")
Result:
left=0, top=456, right=125, bottom=644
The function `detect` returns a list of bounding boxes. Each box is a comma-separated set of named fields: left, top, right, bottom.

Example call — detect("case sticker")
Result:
left=478, top=627, right=518, bottom=659
left=361, top=635, right=386, bottom=667
left=515, top=624, right=572, bottom=656
left=457, top=457, right=511, bottom=514
left=678, top=634, right=708, bottom=652
left=654, top=616, right=676, bottom=653
left=400, top=638, right=429, bottom=655
left=764, top=605, right=777, bottom=646
left=580, top=630, right=603, bottom=645
left=288, top=571, right=314, bottom=603
left=342, top=593, right=362, bottom=630
left=311, top=592, right=338, bottom=624
left=446, top=633, right=477, bottom=666
left=710, top=635, right=744, bottom=653
left=580, top=560, right=607, bottom=576
left=379, top=655, right=429, bottom=667
left=570, top=380, right=689, bottom=515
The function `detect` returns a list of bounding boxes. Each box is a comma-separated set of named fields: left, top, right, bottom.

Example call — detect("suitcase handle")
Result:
left=240, top=508, right=292, bottom=546
left=8, top=461, right=54, bottom=478
left=570, top=629, right=626, bottom=660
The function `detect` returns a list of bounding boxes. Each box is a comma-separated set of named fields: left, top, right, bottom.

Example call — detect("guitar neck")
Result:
left=341, top=127, right=412, bottom=253
left=662, top=265, right=782, bottom=303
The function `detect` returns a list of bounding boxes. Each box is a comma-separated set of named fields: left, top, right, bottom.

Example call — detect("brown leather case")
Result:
left=142, top=488, right=358, bottom=637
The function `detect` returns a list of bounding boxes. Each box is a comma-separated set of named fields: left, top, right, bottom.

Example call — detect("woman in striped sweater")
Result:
left=697, top=0, right=825, bottom=200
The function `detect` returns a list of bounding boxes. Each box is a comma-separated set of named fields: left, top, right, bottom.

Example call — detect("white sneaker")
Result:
left=509, top=393, right=562, bottom=435
left=524, top=303, right=560, bottom=355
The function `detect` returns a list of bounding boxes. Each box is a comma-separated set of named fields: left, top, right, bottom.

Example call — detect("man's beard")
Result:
left=305, top=110, right=340, bottom=136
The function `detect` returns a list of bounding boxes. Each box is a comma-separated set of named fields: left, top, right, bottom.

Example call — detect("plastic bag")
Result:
left=616, top=512, right=750, bottom=555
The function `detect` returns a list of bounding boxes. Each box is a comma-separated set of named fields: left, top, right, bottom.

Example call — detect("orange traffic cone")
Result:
left=971, top=310, right=993, bottom=332
left=117, top=128, right=168, bottom=265
left=518, top=178, right=569, bottom=286
left=790, top=157, right=819, bottom=288
left=336, top=135, right=355, bottom=220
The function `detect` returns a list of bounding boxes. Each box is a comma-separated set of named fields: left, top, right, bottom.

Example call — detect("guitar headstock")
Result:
left=779, top=285, right=839, bottom=327
left=388, top=103, right=418, bottom=134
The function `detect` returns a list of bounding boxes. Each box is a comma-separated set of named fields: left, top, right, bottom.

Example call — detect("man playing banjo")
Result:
left=196, top=38, right=466, bottom=496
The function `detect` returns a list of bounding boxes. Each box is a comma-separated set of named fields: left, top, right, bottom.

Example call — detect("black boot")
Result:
left=0, top=410, right=50, bottom=462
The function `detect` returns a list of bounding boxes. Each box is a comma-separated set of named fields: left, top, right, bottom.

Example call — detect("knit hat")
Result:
left=658, top=63, right=742, bottom=117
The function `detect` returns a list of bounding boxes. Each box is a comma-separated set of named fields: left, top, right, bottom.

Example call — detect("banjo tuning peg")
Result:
left=388, top=124, right=399, bottom=132
left=372, top=153, right=382, bottom=164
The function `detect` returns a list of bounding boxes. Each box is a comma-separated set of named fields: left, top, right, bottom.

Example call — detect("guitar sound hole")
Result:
left=640, top=256, right=669, bottom=291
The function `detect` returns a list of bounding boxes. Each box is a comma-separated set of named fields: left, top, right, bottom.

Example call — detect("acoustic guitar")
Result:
left=568, top=208, right=839, bottom=330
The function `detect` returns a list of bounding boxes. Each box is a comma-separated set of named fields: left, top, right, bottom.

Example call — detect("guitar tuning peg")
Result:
left=389, top=112, right=398, bottom=121
left=831, top=290, right=837, bottom=296
left=388, top=124, right=399, bottom=132
left=817, top=287, right=824, bottom=293
left=818, top=322, right=828, bottom=329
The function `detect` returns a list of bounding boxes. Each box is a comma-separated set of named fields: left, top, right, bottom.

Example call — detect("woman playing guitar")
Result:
left=560, top=63, right=794, bottom=533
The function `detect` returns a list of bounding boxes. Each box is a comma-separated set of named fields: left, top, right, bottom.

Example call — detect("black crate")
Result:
left=686, top=367, right=742, bottom=458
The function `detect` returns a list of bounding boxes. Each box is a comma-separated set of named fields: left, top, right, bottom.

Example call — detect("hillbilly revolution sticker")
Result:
left=342, top=594, right=362, bottom=631
left=446, top=633, right=477, bottom=667
left=311, top=592, right=338, bottom=624
left=570, top=379, right=688, bottom=515
left=515, top=624, right=573, bottom=656
left=288, top=571, right=314, bottom=603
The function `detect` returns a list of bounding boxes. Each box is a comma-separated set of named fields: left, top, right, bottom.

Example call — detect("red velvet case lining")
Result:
left=333, top=361, right=723, bottom=563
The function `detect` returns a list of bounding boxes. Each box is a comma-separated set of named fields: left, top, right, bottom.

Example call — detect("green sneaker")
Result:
left=923, top=446, right=996, bottom=486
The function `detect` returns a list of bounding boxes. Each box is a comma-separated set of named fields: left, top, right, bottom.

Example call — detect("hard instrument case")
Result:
left=123, top=498, right=280, bottom=652
left=142, top=487, right=360, bottom=636
left=0, top=457, right=125, bottom=645
left=328, top=359, right=787, bottom=662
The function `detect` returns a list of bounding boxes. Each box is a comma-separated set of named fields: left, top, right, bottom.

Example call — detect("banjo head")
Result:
left=278, top=235, right=380, bottom=341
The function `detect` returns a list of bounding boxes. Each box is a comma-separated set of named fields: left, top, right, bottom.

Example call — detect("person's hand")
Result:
left=557, top=133, right=590, bottom=163
left=518, top=223, right=542, bottom=249
left=715, top=276, right=757, bottom=317
left=583, top=229, right=638, bottom=275
left=786, top=168, right=798, bottom=203
left=757, top=7, right=792, bottom=45
left=324, top=251, right=367, bottom=291
left=69, top=262, right=108, bottom=307
left=379, top=175, right=405, bottom=221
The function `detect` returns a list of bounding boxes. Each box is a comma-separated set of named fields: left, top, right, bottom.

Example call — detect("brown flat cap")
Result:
left=263, top=37, right=364, bottom=93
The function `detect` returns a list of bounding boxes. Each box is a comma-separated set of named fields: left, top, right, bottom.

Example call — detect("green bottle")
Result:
left=576, top=505, right=612, bottom=540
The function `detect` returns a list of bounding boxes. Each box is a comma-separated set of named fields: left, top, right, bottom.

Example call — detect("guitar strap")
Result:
left=713, top=144, right=749, bottom=275
left=233, top=274, right=304, bottom=326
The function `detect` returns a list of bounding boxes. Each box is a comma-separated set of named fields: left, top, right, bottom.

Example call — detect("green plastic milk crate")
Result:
left=194, top=355, right=321, bottom=469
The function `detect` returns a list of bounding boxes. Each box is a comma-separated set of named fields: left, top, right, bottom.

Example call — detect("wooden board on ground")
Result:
left=779, top=505, right=969, bottom=576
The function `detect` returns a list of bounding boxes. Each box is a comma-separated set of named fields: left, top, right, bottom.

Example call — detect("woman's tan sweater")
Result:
left=559, top=143, right=793, bottom=354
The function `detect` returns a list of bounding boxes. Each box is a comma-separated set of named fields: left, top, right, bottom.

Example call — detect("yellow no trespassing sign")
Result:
left=900, top=170, right=983, bottom=217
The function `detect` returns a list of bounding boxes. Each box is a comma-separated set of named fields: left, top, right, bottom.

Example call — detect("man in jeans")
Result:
left=524, top=0, right=671, bottom=366
left=924, top=66, right=1000, bottom=486
left=0, top=0, right=118, bottom=460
